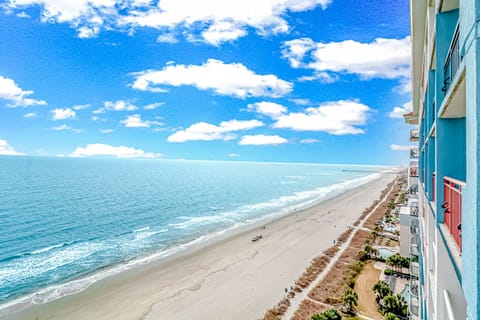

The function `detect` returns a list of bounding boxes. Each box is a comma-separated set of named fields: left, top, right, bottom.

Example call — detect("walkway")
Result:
left=282, top=181, right=397, bottom=320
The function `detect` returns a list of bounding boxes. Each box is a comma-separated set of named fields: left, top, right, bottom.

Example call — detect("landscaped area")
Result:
left=262, top=173, right=417, bottom=320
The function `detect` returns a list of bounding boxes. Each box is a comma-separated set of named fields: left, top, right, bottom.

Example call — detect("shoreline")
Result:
left=1, top=171, right=397, bottom=320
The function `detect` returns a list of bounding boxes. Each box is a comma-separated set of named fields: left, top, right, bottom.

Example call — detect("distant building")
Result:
left=406, top=0, right=475, bottom=319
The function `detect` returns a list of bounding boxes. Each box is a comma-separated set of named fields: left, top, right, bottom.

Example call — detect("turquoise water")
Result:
left=378, top=247, right=396, bottom=259
left=385, top=225, right=397, bottom=233
left=0, top=156, right=385, bottom=311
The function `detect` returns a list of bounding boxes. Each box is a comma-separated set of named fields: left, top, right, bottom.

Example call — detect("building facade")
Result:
left=406, top=0, right=480, bottom=318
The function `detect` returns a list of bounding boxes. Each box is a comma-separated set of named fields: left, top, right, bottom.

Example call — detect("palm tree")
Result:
left=342, top=288, right=358, bottom=314
left=363, top=243, right=374, bottom=259
left=322, top=309, right=341, bottom=320
left=373, top=280, right=392, bottom=302
left=311, top=309, right=341, bottom=320
left=371, top=230, right=379, bottom=243
left=384, top=312, right=399, bottom=320
left=386, top=254, right=402, bottom=272
left=382, top=294, right=408, bottom=316
left=374, top=225, right=384, bottom=238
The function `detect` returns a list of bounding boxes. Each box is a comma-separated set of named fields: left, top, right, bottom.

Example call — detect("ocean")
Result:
left=0, top=156, right=386, bottom=312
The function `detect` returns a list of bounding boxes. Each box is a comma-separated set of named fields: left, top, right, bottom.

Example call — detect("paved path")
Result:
left=282, top=181, right=397, bottom=320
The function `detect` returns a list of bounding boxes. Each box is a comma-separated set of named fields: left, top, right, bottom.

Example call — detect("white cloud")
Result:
left=132, top=59, right=292, bottom=98
left=52, top=124, right=71, bottom=131
left=298, top=71, right=339, bottom=83
left=390, top=144, right=413, bottom=151
left=5, top=0, right=331, bottom=44
left=0, top=139, right=24, bottom=155
left=168, top=119, right=264, bottom=142
left=394, top=77, right=412, bottom=93
left=120, top=114, right=163, bottom=128
left=52, top=108, right=76, bottom=120
left=229, top=153, right=240, bottom=157
left=300, top=138, right=320, bottom=144
left=282, top=36, right=411, bottom=80
left=290, top=98, right=312, bottom=106
left=121, top=0, right=332, bottom=45
left=273, top=100, right=370, bottom=135
left=71, top=143, right=162, bottom=158
left=157, top=33, right=179, bottom=44
left=24, top=112, right=36, bottom=118
left=100, top=129, right=113, bottom=133
left=93, top=100, right=137, bottom=114
left=201, top=21, right=247, bottom=46
left=16, top=12, right=30, bottom=18
left=72, top=104, right=90, bottom=110
left=247, top=101, right=287, bottom=119
left=0, top=75, right=46, bottom=107
left=143, top=102, right=164, bottom=110
left=239, top=134, right=287, bottom=145
left=389, top=101, right=412, bottom=118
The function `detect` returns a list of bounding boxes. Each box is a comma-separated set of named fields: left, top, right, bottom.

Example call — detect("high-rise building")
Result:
left=406, top=0, right=477, bottom=318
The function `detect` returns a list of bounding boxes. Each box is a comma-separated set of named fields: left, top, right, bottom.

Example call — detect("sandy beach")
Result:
left=2, top=172, right=396, bottom=320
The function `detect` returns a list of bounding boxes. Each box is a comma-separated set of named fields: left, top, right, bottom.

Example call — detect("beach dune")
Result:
left=2, top=173, right=395, bottom=320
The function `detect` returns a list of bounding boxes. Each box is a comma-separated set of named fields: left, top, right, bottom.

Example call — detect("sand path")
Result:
left=283, top=179, right=396, bottom=319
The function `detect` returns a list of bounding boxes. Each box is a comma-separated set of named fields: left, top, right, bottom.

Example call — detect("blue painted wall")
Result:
left=435, top=118, right=466, bottom=223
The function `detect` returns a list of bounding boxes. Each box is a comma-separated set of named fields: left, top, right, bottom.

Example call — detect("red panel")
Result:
left=443, top=177, right=463, bottom=252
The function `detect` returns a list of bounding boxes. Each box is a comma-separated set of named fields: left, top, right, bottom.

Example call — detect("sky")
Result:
left=0, top=0, right=415, bottom=165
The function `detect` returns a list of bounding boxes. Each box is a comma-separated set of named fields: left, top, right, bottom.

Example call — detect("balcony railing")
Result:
left=410, top=206, right=419, bottom=217
left=432, top=172, right=436, bottom=202
left=442, top=23, right=461, bottom=94
left=410, top=147, right=419, bottom=159
left=410, top=166, right=418, bottom=177
left=443, top=176, right=464, bottom=252
left=410, top=129, right=419, bottom=141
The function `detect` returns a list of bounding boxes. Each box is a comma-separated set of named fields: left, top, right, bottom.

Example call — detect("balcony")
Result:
left=410, top=262, right=420, bottom=279
left=409, top=166, right=419, bottom=177
left=410, top=147, right=419, bottom=159
left=403, top=111, right=418, bottom=125
left=439, top=23, right=466, bottom=119
left=442, top=24, right=460, bottom=95
left=410, top=206, right=419, bottom=217
left=437, top=0, right=459, bottom=12
left=443, top=176, right=464, bottom=252
left=410, top=243, right=419, bottom=257
left=410, top=129, right=419, bottom=142
left=432, top=172, right=436, bottom=202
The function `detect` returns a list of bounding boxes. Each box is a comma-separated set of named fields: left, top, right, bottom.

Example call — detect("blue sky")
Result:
left=0, top=0, right=414, bottom=164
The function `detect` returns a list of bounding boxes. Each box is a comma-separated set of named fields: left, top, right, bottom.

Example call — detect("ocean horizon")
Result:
left=0, top=156, right=391, bottom=313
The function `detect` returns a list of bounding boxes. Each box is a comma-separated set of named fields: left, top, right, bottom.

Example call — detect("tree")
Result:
left=386, top=254, right=403, bottom=272
left=371, top=230, right=379, bottom=243
left=311, top=309, right=341, bottom=320
left=322, top=309, right=341, bottom=320
left=373, top=281, right=393, bottom=302
left=374, top=225, right=384, bottom=237
left=342, top=288, right=358, bottom=314
left=400, top=256, right=410, bottom=269
left=384, top=312, right=399, bottom=320
left=382, top=294, right=408, bottom=317
left=363, top=243, right=374, bottom=259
